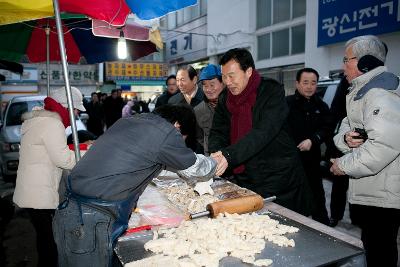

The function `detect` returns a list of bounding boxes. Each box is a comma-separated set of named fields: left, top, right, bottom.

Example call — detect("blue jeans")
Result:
left=53, top=200, right=114, bottom=267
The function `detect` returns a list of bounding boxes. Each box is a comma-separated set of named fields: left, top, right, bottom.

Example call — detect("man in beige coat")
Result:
left=330, top=35, right=400, bottom=267
left=13, top=86, right=86, bottom=267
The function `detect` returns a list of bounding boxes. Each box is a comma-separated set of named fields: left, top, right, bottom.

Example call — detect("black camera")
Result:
left=353, top=128, right=368, bottom=141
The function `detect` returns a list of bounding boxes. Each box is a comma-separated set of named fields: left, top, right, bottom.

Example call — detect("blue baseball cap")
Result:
left=198, top=64, right=222, bottom=82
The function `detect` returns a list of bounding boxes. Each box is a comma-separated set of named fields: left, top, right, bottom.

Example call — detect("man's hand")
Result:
left=297, top=139, right=312, bottom=151
left=344, top=131, right=365, bottom=148
left=210, top=151, right=228, bottom=177
left=330, top=158, right=346, bottom=176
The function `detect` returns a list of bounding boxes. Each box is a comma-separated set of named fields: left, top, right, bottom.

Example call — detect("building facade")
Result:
left=162, top=0, right=399, bottom=95
left=306, top=0, right=400, bottom=79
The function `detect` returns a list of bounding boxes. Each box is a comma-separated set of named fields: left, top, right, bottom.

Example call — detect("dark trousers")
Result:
left=27, top=209, right=58, bottom=267
left=302, top=159, right=329, bottom=225
left=351, top=204, right=400, bottom=267
left=330, top=175, right=349, bottom=220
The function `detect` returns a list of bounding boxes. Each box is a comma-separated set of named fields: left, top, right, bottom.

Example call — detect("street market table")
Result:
left=115, top=179, right=365, bottom=266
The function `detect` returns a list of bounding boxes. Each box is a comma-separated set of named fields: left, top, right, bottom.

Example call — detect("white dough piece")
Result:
left=161, top=184, right=218, bottom=213
left=193, top=178, right=214, bottom=196
left=126, top=213, right=299, bottom=266
left=254, top=259, right=273, bottom=266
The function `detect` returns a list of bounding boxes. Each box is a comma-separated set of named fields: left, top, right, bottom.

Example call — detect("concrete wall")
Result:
left=164, top=16, right=208, bottom=66
left=207, top=0, right=254, bottom=57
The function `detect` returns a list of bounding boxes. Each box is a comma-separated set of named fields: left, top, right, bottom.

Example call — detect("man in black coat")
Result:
left=103, top=89, right=124, bottom=129
left=86, top=92, right=104, bottom=136
left=209, top=48, right=312, bottom=216
left=155, top=75, right=179, bottom=108
left=168, top=65, right=204, bottom=108
left=286, top=68, right=334, bottom=225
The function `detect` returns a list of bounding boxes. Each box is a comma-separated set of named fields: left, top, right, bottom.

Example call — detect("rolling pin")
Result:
left=189, top=195, right=276, bottom=220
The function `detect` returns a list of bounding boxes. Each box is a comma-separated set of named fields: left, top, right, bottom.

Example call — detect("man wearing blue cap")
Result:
left=195, top=64, right=225, bottom=155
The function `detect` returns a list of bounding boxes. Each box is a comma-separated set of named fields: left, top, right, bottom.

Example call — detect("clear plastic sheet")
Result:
left=138, top=204, right=184, bottom=227
left=152, top=170, right=185, bottom=188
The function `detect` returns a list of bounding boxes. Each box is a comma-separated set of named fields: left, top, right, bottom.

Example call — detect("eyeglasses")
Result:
left=343, top=56, right=357, bottom=64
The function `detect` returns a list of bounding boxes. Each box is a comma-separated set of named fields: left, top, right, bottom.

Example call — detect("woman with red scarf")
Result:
left=209, top=48, right=312, bottom=216
left=13, top=86, right=86, bottom=266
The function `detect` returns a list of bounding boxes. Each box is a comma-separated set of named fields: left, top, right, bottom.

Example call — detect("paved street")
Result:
left=1, top=178, right=399, bottom=266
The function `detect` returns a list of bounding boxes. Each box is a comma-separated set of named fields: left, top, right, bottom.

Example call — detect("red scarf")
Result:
left=226, top=69, right=261, bottom=174
left=44, top=97, right=70, bottom=128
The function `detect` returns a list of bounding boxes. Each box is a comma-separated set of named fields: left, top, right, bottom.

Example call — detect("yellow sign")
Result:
left=106, top=62, right=168, bottom=81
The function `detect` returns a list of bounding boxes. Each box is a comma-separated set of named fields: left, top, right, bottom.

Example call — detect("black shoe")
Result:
left=312, top=216, right=330, bottom=226
left=329, top=218, right=339, bottom=227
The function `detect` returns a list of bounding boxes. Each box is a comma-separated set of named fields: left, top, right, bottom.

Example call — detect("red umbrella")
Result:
left=0, top=0, right=197, bottom=27
left=60, top=0, right=197, bottom=26
left=0, top=18, right=158, bottom=64
left=0, top=0, right=196, bottom=160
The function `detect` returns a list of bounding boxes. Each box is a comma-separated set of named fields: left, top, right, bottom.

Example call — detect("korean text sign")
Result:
left=318, top=0, right=400, bottom=46
left=105, top=62, right=168, bottom=81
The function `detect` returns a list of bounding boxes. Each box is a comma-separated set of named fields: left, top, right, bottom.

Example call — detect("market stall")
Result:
left=115, top=174, right=365, bottom=266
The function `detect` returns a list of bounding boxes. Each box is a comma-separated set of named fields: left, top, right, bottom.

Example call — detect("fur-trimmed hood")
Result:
left=22, top=108, right=61, bottom=122
left=21, top=109, right=62, bottom=135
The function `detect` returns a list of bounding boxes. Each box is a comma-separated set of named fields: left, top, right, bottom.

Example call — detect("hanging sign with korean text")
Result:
left=38, top=64, right=98, bottom=85
left=318, top=0, right=400, bottom=46
left=105, top=62, right=168, bottom=81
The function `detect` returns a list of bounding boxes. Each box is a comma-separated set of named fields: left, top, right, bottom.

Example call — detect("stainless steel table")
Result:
left=115, top=184, right=365, bottom=266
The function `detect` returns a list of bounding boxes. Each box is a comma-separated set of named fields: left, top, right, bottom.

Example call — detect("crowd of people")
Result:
left=84, top=89, right=152, bottom=138
left=10, top=34, right=399, bottom=267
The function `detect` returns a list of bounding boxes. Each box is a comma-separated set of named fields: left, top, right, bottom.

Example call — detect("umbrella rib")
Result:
left=62, top=27, right=92, bottom=35
left=108, top=0, right=124, bottom=26
left=63, top=19, right=90, bottom=27
left=20, top=19, right=92, bottom=35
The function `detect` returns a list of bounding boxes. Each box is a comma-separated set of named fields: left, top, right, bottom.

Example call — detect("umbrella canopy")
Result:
left=0, top=59, right=23, bottom=74
left=0, top=59, right=23, bottom=81
left=0, top=0, right=197, bottom=26
left=0, top=0, right=195, bottom=161
left=0, top=19, right=158, bottom=64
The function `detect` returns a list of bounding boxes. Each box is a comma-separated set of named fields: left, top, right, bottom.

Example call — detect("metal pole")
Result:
left=45, top=23, right=50, bottom=96
left=52, top=0, right=81, bottom=161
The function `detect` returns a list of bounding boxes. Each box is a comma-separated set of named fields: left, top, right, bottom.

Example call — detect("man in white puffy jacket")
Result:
left=330, top=35, right=400, bottom=267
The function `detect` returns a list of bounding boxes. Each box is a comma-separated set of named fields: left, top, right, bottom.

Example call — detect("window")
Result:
left=159, top=17, right=166, bottom=29
left=257, top=0, right=306, bottom=28
left=167, top=1, right=205, bottom=29
left=256, top=0, right=271, bottom=29
left=258, top=24, right=305, bottom=59
left=200, top=0, right=207, bottom=16
left=256, top=0, right=306, bottom=60
left=176, top=10, right=184, bottom=26
left=167, top=13, right=176, bottom=30
left=291, top=24, right=305, bottom=54
left=257, top=33, right=270, bottom=60
left=189, top=5, right=200, bottom=19
left=272, top=29, right=289, bottom=57
left=293, top=0, right=306, bottom=18
left=273, top=0, right=290, bottom=24
left=6, top=101, right=43, bottom=126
